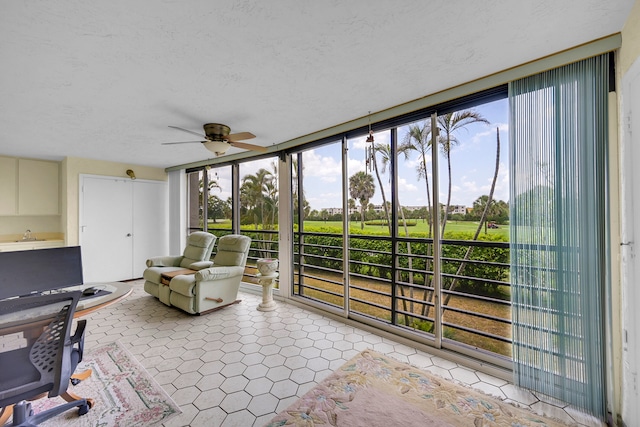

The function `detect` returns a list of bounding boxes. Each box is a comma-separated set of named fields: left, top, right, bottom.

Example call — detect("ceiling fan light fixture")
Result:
left=203, top=140, right=230, bottom=155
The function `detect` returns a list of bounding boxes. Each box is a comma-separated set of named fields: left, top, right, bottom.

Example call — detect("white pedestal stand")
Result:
left=257, top=272, right=278, bottom=311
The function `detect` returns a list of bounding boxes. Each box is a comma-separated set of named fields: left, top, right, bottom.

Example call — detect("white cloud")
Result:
left=310, top=191, right=343, bottom=210
left=216, top=177, right=233, bottom=200
left=347, top=157, right=365, bottom=174
left=462, top=180, right=479, bottom=193
left=398, top=177, right=417, bottom=192
left=403, top=158, right=422, bottom=169
left=350, top=135, right=369, bottom=151
left=239, top=157, right=277, bottom=177
left=302, top=149, right=342, bottom=179
left=471, top=122, right=509, bottom=144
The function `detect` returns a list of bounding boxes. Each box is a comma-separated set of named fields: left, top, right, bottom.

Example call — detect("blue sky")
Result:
left=212, top=97, right=509, bottom=213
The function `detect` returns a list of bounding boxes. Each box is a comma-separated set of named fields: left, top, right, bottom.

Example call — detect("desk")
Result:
left=72, top=282, right=132, bottom=317
left=0, top=282, right=132, bottom=331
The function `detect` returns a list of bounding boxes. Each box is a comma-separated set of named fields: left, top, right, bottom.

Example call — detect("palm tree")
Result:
left=240, top=168, right=275, bottom=228
left=403, top=122, right=433, bottom=237
left=265, top=161, right=279, bottom=229
left=437, top=110, right=489, bottom=235
left=401, top=122, right=441, bottom=321
left=241, top=166, right=280, bottom=259
left=377, top=141, right=415, bottom=232
left=348, top=171, right=375, bottom=229
left=263, top=178, right=278, bottom=230
left=442, top=127, right=501, bottom=308
left=197, top=170, right=225, bottom=228
left=377, top=141, right=416, bottom=324
left=472, top=195, right=502, bottom=233
left=369, top=140, right=391, bottom=233
left=424, top=117, right=496, bottom=326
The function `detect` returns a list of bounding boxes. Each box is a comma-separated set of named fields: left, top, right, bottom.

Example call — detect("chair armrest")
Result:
left=196, top=266, right=245, bottom=282
left=188, top=261, right=214, bottom=271
left=169, top=274, right=196, bottom=296
left=70, top=319, right=87, bottom=362
left=146, top=255, right=182, bottom=267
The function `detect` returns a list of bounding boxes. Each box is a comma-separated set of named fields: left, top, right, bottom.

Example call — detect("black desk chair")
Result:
left=0, top=291, right=93, bottom=426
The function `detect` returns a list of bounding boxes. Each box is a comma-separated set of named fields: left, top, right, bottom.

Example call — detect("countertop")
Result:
left=0, top=233, right=65, bottom=251
left=0, top=232, right=64, bottom=244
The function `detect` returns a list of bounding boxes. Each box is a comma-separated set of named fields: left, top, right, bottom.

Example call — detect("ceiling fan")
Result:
left=163, top=123, right=267, bottom=156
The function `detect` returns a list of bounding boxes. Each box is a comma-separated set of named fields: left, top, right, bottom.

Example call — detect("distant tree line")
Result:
left=306, top=195, right=509, bottom=226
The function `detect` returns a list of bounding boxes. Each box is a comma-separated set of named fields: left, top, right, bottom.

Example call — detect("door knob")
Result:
left=126, top=233, right=132, bottom=237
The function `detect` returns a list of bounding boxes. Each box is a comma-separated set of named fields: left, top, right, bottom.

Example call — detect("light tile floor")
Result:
left=79, top=281, right=603, bottom=427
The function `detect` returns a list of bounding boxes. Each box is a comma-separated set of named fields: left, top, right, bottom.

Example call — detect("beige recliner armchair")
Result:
left=146, top=234, right=252, bottom=315
left=143, top=231, right=217, bottom=304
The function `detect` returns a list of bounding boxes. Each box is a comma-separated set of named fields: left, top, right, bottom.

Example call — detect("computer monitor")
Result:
left=0, top=246, right=84, bottom=300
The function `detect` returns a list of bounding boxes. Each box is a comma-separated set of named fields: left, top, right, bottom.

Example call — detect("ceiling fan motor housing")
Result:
left=203, top=123, right=230, bottom=141
left=164, top=122, right=263, bottom=155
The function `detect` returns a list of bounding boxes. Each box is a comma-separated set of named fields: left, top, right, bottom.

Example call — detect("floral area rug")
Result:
left=24, top=341, right=181, bottom=427
left=265, top=349, right=569, bottom=427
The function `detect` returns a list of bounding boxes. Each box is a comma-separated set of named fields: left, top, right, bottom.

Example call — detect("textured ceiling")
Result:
left=0, top=1, right=634, bottom=169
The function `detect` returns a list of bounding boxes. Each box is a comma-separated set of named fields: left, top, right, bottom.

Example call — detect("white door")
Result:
left=132, top=180, right=168, bottom=278
left=81, top=177, right=134, bottom=282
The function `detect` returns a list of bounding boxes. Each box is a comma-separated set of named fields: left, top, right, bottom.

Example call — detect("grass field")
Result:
left=305, top=219, right=510, bottom=240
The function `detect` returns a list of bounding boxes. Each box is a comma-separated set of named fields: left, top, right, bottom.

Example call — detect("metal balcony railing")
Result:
left=293, top=230, right=512, bottom=359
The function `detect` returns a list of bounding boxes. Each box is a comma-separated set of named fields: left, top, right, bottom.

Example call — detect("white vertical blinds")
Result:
left=509, top=54, right=609, bottom=418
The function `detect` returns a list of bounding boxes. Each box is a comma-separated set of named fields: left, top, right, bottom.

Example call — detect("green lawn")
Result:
left=308, top=219, right=510, bottom=240
left=210, top=218, right=510, bottom=240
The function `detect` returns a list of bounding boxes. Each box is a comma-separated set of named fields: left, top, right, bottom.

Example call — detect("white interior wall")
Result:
left=620, top=55, right=640, bottom=426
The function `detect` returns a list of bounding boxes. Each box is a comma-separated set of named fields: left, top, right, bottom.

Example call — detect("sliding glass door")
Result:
left=347, top=129, right=396, bottom=324
left=290, top=91, right=512, bottom=366
left=292, top=140, right=346, bottom=309
left=434, top=102, right=512, bottom=358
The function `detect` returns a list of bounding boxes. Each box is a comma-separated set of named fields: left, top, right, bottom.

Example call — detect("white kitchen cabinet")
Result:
left=18, top=159, right=60, bottom=215
left=0, top=157, right=18, bottom=215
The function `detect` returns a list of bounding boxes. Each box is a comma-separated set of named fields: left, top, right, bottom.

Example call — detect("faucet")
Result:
left=23, top=229, right=32, bottom=240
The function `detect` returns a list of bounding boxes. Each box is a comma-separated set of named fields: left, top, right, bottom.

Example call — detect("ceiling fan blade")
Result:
left=168, top=126, right=206, bottom=139
left=161, top=141, right=205, bottom=145
left=226, top=132, right=256, bottom=142
left=229, top=141, right=267, bottom=152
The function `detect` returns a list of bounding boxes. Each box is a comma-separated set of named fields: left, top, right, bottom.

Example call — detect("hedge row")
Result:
left=296, top=230, right=510, bottom=299
left=235, top=227, right=510, bottom=299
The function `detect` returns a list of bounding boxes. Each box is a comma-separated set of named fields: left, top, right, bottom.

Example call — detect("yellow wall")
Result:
left=621, top=0, right=640, bottom=75
left=62, top=157, right=167, bottom=245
